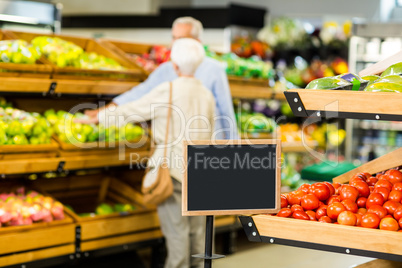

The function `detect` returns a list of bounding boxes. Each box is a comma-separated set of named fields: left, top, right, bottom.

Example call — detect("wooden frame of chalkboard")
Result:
left=182, top=139, right=281, bottom=216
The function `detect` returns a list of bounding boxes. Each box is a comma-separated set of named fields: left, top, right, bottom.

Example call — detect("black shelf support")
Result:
left=284, top=91, right=308, bottom=117
left=238, top=216, right=261, bottom=242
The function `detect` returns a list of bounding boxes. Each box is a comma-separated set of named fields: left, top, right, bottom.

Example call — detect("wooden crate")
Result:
left=244, top=148, right=402, bottom=260
left=33, top=175, right=161, bottom=251
left=5, top=30, right=146, bottom=82
left=0, top=139, right=59, bottom=160
left=0, top=30, right=52, bottom=78
left=0, top=182, right=75, bottom=264
left=98, top=39, right=154, bottom=76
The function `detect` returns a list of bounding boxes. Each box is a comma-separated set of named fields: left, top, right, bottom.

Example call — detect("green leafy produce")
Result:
left=335, top=73, right=368, bottom=91
left=381, top=62, right=402, bottom=77
left=361, top=75, right=380, bottom=86
left=364, top=82, right=402, bottom=93
left=236, top=112, right=276, bottom=133
left=32, top=36, right=125, bottom=70
left=374, top=75, right=402, bottom=84
left=0, top=39, right=41, bottom=64
left=206, top=50, right=274, bottom=79
left=305, top=77, right=351, bottom=90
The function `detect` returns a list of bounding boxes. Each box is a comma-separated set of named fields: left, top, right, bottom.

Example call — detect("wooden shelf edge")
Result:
left=252, top=214, right=402, bottom=256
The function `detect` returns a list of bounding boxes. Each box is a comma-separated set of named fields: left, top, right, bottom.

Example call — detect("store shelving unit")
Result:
left=240, top=88, right=402, bottom=262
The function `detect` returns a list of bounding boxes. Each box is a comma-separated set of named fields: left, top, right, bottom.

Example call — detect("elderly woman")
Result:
left=81, top=38, right=215, bottom=268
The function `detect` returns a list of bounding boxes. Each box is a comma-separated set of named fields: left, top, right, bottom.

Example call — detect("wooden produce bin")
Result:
left=33, top=175, right=162, bottom=252
left=0, top=139, right=59, bottom=160
left=98, top=39, right=154, bottom=76
left=0, top=30, right=52, bottom=79
left=241, top=147, right=402, bottom=261
left=5, top=30, right=146, bottom=82
left=0, top=182, right=75, bottom=266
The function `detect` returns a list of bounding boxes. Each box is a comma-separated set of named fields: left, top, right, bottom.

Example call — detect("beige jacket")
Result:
left=99, top=77, right=216, bottom=183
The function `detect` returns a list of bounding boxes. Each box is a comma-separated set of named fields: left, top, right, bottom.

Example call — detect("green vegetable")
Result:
left=305, top=77, right=351, bottom=90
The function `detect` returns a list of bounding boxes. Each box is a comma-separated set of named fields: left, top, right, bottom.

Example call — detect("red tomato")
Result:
left=355, top=213, right=363, bottom=226
left=388, top=190, right=402, bottom=203
left=357, top=208, right=367, bottom=215
left=323, top=182, right=335, bottom=196
left=326, top=195, right=341, bottom=205
left=299, top=183, right=311, bottom=194
left=386, top=170, right=402, bottom=185
left=281, top=194, right=289, bottom=208
left=327, top=202, right=346, bottom=220
left=399, top=218, right=402, bottom=229
left=306, top=210, right=317, bottom=221
left=337, top=211, right=357, bottom=226
left=310, top=183, right=331, bottom=201
left=361, top=213, right=380, bottom=228
left=392, top=182, right=402, bottom=192
left=356, top=197, right=367, bottom=208
left=291, top=204, right=304, bottom=213
left=394, top=206, right=402, bottom=221
left=373, top=187, right=390, bottom=201
left=316, top=205, right=328, bottom=219
left=292, top=211, right=310, bottom=220
left=277, top=208, right=292, bottom=217
left=349, top=176, right=364, bottom=185
left=318, top=216, right=332, bottom=223
left=350, top=180, right=370, bottom=198
left=287, top=190, right=305, bottom=206
left=384, top=215, right=393, bottom=219
left=375, top=179, right=393, bottom=191
left=341, top=199, right=358, bottom=213
left=332, top=182, right=341, bottom=190
left=366, top=176, right=378, bottom=187
left=301, top=194, right=320, bottom=210
left=366, top=193, right=385, bottom=209
left=367, top=205, right=387, bottom=219
left=383, top=201, right=401, bottom=215
left=369, top=186, right=375, bottom=193
left=340, top=185, right=359, bottom=202
left=380, top=217, right=399, bottom=231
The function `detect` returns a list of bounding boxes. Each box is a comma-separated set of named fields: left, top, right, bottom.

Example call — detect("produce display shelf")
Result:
left=5, top=30, right=145, bottom=82
left=230, top=82, right=285, bottom=100
left=0, top=216, right=76, bottom=266
left=0, top=150, right=150, bottom=175
left=281, top=140, right=318, bottom=153
left=0, top=77, right=138, bottom=97
left=240, top=215, right=402, bottom=262
left=285, top=89, right=402, bottom=121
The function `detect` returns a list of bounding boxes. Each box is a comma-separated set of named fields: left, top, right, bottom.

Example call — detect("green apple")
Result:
left=12, top=134, right=28, bottom=145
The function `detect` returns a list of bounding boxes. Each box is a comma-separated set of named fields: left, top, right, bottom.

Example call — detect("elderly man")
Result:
left=87, top=16, right=238, bottom=140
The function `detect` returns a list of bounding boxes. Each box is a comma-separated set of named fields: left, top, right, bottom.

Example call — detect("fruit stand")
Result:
left=239, top=73, right=402, bottom=262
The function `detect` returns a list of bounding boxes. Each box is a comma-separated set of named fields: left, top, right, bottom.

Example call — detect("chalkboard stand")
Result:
left=192, top=216, right=225, bottom=268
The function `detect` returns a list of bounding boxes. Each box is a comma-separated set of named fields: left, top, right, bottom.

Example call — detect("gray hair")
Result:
left=170, top=38, right=205, bottom=76
left=172, top=16, right=203, bottom=40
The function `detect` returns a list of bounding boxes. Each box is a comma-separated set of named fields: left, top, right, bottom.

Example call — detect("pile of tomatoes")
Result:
left=276, top=169, right=402, bottom=231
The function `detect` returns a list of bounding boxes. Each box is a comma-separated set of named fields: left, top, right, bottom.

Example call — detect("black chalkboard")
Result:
left=183, top=140, right=281, bottom=216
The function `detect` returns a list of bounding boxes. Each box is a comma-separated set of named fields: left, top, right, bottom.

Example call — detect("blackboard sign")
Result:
left=182, top=140, right=281, bottom=216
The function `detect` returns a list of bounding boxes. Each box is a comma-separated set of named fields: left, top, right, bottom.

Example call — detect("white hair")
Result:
left=172, top=16, right=203, bottom=40
left=170, top=38, right=205, bottom=76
